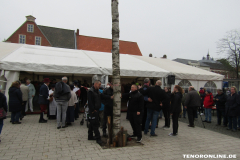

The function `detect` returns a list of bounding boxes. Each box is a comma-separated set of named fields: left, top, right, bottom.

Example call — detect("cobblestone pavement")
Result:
left=0, top=113, right=240, bottom=160
left=178, top=112, right=240, bottom=139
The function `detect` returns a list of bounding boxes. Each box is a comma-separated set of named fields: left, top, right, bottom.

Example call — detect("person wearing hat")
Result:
left=38, top=78, right=51, bottom=123
left=202, top=90, right=214, bottom=123
left=48, top=84, right=57, bottom=119
left=214, top=89, right=228, bottom=126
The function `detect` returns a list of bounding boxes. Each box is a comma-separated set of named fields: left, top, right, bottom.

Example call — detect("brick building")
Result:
left=6, top=15, right=142, bottom=55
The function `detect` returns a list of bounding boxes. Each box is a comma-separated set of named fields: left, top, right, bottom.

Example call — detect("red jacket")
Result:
left=203, top=93, right=214, bottom=108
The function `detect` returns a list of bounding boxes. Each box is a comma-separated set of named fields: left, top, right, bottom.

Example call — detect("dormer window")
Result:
left=27, top=24, right=34, bottom=32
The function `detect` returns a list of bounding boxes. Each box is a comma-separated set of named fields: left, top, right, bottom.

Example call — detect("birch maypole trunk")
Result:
left=111, top=0, right=121, bottom=140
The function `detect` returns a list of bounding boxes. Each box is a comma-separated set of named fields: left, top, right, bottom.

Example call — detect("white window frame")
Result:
left=204, top=81, right=217, bottom=96
left=35, top=36, right=41, bottom=45
left=178, top=80, right=192, bottom=92
left=27, top=24, right=34, bottom=33
left=19, top=34, right=26, bottom=44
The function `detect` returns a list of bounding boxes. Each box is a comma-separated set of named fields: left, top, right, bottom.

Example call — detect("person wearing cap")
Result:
left=102, top=82, right=113, bottom=137
left=38, top=78, right=51, bottom=123
left=25, top=79, right=35, bottom=112
left=48, top=84, right=57, bottom=119
left=214, top=89, right=228, bottom=126
left=54, top=77, right=71, bottom=129
left=202, top=90, right=214, bottom=123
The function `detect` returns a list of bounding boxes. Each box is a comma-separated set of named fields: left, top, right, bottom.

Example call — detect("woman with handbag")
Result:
left=9, top=81, right=22, bottom=124
left=0, top=85, right=8, bottom=142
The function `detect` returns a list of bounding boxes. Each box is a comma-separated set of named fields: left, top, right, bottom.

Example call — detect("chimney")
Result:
left=76, top=29, right=79, bottom=35
left=26, top=15, right=36, bottom=22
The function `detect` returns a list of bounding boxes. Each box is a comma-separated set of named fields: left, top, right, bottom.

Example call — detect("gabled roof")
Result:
left=202, top=62, right=227, bottom=70
left=77, top=35, right=142, bottom=56
left=38, top=25, right=75, bottom=49
left=173, top=58, right=209, bottom=67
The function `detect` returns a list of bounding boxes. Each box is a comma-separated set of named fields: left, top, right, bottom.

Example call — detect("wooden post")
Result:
left=123, top=134, right=126, bottom=147
left=107, top=116, right=112, bottom=144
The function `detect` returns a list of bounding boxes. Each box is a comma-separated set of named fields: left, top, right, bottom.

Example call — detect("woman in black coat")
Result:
left=9, top=81, right=22, bottom=124
left=0, top=87, right=8, bottom=142
left=226, top=86, right=240, bottom=132
left=169, top=85, right=183, bottom=136
left=162, top=87, right=171, bottom=129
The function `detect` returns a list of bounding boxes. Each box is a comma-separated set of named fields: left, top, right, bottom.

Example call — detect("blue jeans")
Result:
left=237, top=116, right=240, bottom=128
left=144, top=108, right=159, bottom=135
left=159, top=110, right=163, bottom=118
left=204, top=108, right=212, bottom=121
left=228, top=116, right=237, bottom=130
left=11, top=111, right=21, bottom=123
left=0, top=119, right=3, bottom=134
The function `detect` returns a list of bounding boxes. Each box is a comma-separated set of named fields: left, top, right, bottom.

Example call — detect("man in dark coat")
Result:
left=140, top=80, right=165, bottom=136
left=226, top=86, right=240, bottom=131
left=9, top=81, right=22, bottom=124
left=102, top=82, right=113, bottom=137
left=122, top=84, right=144, bottom=143
left=162, top=87, right=171, bottom=129
left=214, top=89, right=228, bottom=126
left=87, top=80, right=112, bottom=145
left=184, top=86, right=201, bottom=127
left=38, top=78, right=50, bottom=123
left=139, top=78, right=150, bottom=131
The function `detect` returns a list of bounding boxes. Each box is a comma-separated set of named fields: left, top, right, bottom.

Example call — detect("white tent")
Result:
left=134, top=55, right=224, bottom=81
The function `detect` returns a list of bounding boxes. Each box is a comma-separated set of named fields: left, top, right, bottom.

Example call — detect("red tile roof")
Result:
left=77, top=35, right=142, bottom=56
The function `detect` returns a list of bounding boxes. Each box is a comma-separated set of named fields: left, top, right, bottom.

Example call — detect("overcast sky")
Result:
left=1, top=0, right=240, bottom=60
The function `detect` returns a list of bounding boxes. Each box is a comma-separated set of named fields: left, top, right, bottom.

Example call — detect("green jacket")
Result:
left=27, top=83, right=36, bottom=99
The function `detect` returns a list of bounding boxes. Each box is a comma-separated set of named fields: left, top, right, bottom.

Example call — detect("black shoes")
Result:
left=150, top=134, right=158, bottom=137
left=202, top=120, right=208, bottom=122
left=57, top=126, right=61, bottom=129
left=188, top=125, right=195, bottom=128
left=13, top=122, right=21, bottom=124
left=207, top=121, right=211, bottom=123
left=136, top=137, right=142, bottom=143
left=88, top=137, right=97, bottom=140
left=39, top=120, right=47, bottom=123
left=129, top=135, right=137, bottom=138
left=62, top=125, right=68, bottom=128
left=96, top=139, right=103, bottom=145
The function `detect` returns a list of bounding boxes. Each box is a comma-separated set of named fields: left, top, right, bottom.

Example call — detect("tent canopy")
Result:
left=134, top=56, right=224, bottom=81
left=0, top=42, right=169, bottom=78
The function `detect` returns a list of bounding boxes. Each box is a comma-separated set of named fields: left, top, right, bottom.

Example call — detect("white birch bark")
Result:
left=111, top=0, right=121, bottom=139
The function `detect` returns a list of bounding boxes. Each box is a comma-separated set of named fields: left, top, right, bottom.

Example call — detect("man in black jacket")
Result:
left=88, top=80, right=113, bottom=145
left=214, top=89, right=228, bottom=126
left=140, top=78, right=150, bottom=131
left=184, top=86, right=201, bottom=127
left=162, top=87, right=171, bottom=129
left=122, top=84, right=144, bottom=143
left=140, top=80, right=165, bottom=136
left=102, top=82, right=113, bottom=137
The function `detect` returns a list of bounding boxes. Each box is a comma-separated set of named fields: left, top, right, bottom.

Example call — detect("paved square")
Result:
left=0, top=113, right=239, bottom=160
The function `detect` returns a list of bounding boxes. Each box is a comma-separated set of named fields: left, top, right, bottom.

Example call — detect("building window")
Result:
left=204, top=81, right=217, bottom=96
left=178, top=80, right=192, bottom=92
left=27, top=24, right=34, bottom=32
left=19, top=35, right=26, bottom=44
left=35, top=36, right=41, bottom=45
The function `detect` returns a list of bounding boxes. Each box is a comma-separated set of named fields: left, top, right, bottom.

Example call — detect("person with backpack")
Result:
left=202, top=90, right=214, bottom=123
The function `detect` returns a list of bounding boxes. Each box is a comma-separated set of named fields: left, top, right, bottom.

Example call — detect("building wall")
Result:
left=6, top=21, right=51, bottom=47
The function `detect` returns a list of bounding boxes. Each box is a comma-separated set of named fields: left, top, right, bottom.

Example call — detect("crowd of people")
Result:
left=0, top=76, right=240, bottom=145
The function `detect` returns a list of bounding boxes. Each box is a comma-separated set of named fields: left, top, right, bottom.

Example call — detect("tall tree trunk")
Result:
left=111, top=0, right=121, bottom=140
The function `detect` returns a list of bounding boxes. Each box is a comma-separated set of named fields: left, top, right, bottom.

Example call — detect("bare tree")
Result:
left=217, top=30, right=240, bottom=78
left=111, top=0, right=121, bottom=141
